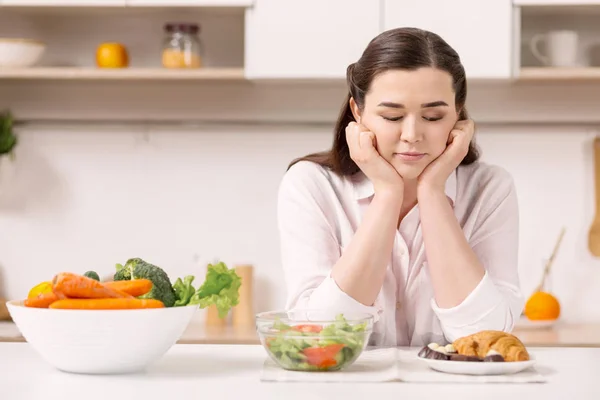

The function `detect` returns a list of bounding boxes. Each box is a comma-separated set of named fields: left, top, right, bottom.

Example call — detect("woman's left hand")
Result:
left=417, top=119, right=475, bottom=194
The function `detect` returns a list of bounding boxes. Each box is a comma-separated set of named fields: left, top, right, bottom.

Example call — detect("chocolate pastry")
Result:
left=418, top=345, right=451, bottom=361
left=482, top=350, right=505, bottom=362
left=418, top=342, right=458, bottom=360
left=449, top=354, right=482, bottom=362
left=483, top=354, right=505, bottom=362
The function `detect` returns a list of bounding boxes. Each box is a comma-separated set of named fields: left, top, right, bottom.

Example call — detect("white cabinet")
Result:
left=245, top=0, right=380, bottom=79
left=1, top=0, right=125, bottom=5
left=384, top=0, right=514, bottom=79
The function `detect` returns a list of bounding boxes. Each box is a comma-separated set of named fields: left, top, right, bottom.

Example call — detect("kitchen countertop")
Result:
left=512, top=322, right=600, bottom=347
left=2, top=319, right=600, bottom=347
left=2, top=343, right=599, bottom=399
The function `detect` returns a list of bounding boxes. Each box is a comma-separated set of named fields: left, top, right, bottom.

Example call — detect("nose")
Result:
left=400, top=116, right=422, bottom=143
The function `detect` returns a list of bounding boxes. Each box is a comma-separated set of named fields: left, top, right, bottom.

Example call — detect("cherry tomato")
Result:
left=302, top=344, right=345, bottom=368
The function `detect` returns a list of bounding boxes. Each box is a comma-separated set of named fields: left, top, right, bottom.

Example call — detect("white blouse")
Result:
left=276, top=159, right=524, bottom=347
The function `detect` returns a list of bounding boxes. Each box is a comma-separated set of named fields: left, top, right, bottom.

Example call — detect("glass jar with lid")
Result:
left=161, top=23, right=203, bottom=68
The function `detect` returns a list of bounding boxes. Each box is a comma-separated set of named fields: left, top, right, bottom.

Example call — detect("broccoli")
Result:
left=113, top=258, right=177, bottom=307
left=83, top=271, right=100, bottom=281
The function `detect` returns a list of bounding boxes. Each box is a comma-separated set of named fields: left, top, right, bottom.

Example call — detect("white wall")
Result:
left=0, top=122, right=332, bottom=315
left=1, top=120, right=599, bottom=324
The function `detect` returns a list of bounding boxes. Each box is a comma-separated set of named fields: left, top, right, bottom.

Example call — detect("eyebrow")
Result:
left=377, top=101, right=449, bottom=108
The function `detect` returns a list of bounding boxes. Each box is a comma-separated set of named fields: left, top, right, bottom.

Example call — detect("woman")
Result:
left=276, top=27, right=524, bottom=347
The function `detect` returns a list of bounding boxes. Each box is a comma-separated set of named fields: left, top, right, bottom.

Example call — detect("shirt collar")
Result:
left=352, top=169, right=458, bottom=205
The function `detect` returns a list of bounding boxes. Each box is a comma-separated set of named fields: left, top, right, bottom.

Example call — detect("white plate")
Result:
left=418, top=356, right=537, bottom=376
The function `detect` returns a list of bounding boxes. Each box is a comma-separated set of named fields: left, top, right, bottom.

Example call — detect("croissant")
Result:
left=452, top=330, right=530, bottom=362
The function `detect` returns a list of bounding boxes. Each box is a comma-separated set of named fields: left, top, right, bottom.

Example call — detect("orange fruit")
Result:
left=524, top=291, right=560, bottom=321
left=27, top=281, right=53, bottom=299
left=96, top=42, right=129, bottom=68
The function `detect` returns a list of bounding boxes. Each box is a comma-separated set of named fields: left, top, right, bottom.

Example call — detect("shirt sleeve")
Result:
left=277, top=162, right=381, bottom=320
left=430, top=168, right=525, bottom=342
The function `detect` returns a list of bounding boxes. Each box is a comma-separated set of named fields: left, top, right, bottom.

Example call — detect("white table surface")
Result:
left=1, top=343, right=599, bottom=399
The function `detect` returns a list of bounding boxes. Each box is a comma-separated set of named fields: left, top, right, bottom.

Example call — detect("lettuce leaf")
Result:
left=172, top=275, right=196, bottom=307
left=188, top=262, right=241, bottom=318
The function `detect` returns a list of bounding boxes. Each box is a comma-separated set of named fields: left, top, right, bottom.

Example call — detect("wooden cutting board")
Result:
left=232, top=264, right=254, bottom=328
left=589, top=137, right=600, bottom=257
left=0, top=298, right=11, bottom=321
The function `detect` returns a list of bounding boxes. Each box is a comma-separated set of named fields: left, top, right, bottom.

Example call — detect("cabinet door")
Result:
left=1, top=0, right=125, bottom=5
left=126, top=0, right=253, bottom=6
left=245, top=0, right=380, bottom=79
left=384, top=0, right=513, bottom=79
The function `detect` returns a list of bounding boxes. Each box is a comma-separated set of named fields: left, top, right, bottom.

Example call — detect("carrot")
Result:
left=52, top=272, right=133, bottom=299
left=24, top=292, right=60, bottom=308
left=48, top=298, right=165, bottom=310
left=24, top=287, right=67, bottom=308
left=103, top=279, right=153, bottom=297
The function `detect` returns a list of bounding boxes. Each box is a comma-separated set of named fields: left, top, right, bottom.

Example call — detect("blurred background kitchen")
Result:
left=1, top=0, right=599, bottom=346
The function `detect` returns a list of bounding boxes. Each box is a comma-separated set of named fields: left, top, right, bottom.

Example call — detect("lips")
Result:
left=394, top=152, right=426, bottom=162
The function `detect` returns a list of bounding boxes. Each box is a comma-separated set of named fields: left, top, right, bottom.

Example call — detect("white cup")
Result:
left=530, top=30, right=580, bottom=67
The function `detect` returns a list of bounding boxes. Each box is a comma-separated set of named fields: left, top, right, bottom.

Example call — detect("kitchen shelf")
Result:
left=0, top=0, right=126, bottom=5
left=0, top=0, right=253, bottom=7
left=518, top=67, right=600, bottom=80
left=0, top=67, right=246, bottom=80
left=514, top=0, right=600, bottom=6
left=127, top=0, right=254, bottom=6
left=519, top=4, right=600, bottom=17
left=515, top=4, right=600, bottom=73
left=0, top=5, right=246, bottom=80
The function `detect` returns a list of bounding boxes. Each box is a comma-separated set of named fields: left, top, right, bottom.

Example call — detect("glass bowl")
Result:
left=255, top=309, right=374, bottom=372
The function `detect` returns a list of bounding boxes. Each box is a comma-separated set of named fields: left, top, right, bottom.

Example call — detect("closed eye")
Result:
left=383, top=116, right=443, bottom=122
left=383, top=116, right=403, bottom=122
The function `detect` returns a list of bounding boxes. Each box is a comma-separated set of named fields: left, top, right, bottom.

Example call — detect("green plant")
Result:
left=0, top=111, right=17, bottom=159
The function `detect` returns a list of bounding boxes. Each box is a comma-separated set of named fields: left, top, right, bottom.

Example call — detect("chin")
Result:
left=392, top=164, right=425, bottom=180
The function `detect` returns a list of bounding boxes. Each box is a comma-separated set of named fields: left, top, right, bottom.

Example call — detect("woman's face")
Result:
left=350, top=67, right=460, bottom=180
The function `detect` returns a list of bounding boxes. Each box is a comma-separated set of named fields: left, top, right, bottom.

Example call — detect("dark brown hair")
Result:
left=289, top=27, right=479, bottom=175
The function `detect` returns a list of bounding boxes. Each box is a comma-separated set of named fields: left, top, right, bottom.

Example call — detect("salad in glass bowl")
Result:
left=256, top=309, right=374, bottom=372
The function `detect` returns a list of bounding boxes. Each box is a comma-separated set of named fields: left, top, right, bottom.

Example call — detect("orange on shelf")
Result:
left=524, top=291, right=561, bottom=321
left=96, top=42, right=129, bottom=68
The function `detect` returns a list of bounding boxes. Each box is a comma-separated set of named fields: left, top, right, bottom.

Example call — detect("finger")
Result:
left=352, top=123, right=365, bottom=150
left=356, top=122, right=368, bottom=132
left=449, top=120, right=472, bottom=142
left=452, top=120, right=468, bottom=131
left=355, top=123, right=370, bottom=149
left=450, top=131, right=471, bottom=159
left=345, top=122, right=359, bottom=154
left=454, top=119, right=474, bottom=136
left=464, top=120, right=475, bottom=140
left=457, top=123, right=474, bottom=144
left=359, top=131, right=376, bottom=155
left=447, top=128, right=459, bottom=145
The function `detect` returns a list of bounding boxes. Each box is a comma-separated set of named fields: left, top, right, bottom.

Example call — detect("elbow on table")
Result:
left=439, top=298, right=520, bottom=343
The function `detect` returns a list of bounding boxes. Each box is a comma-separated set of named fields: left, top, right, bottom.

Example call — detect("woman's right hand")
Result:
left=346, top=122, right=404, bottom=197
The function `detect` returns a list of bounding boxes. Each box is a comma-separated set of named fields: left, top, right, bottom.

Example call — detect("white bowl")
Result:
left=6, top=300, right=197, bottom=374
left=0, top=39, right=46, bottom=68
